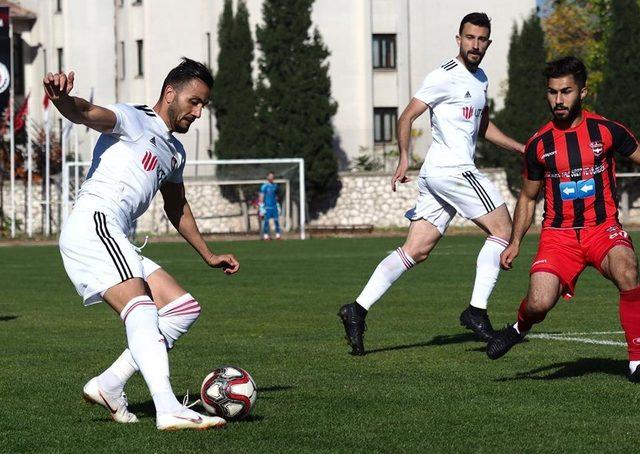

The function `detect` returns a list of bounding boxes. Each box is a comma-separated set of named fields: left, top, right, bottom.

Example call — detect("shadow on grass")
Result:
left=426, top=332, right=482, bottom=346
left=102, top=401, right=266, bottom=423
left=128, top=400, right=155, bottom=418
left=0, top=315, right=19, bottom=322
left=366, top=332, right=480, bottom=355
left=126, top=386, right=291, bottom=419
left=259, top=385, right=294, bottom=393
left=257, top=385, right=294, bottom=400
left=495, top=357, right=627, bottom=381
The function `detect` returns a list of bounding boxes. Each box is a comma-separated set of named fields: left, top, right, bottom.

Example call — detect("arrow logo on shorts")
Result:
left=580, top=184, right=593, bottom=193
left=562, top=186, right=575, bottom=195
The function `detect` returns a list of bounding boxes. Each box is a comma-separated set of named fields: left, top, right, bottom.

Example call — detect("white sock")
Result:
left=629, top=360, right=640, bottom=374
left=121, top=296, right=182, bottom=415
left=356, top=247, right=415, bottom=310
left=469, top=236, right=508, bottom=310
left=157, top=294, right=201, bottom=349
left=100, top=294, right=202, bottom=392
left=97, top=350, right=138, bottom=395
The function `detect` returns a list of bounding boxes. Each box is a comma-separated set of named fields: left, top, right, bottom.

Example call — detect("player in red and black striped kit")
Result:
left=486, top=56, right=640, bottom=381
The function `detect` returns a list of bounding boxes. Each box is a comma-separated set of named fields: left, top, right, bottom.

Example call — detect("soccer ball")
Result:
left=200, top=366, right=257, bottom=419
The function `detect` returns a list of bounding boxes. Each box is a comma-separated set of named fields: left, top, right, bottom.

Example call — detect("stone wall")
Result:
left=0, top=181, right=64, bottom=235
left=2, top=169, right=639, bottom=237
left=310, top=169, right=518, bottom=228
left=135, top=181, right=264, bottom=235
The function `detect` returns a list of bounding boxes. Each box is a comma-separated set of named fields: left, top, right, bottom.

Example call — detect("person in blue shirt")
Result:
left=259, top=172, right=281, bottom=240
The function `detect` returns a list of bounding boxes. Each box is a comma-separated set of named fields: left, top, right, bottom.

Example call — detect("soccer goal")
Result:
left=62, top=158, right=307, bottom=239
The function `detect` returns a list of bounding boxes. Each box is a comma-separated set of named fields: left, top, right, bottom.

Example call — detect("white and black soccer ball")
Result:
left=200, top=366, right=257, bottom=420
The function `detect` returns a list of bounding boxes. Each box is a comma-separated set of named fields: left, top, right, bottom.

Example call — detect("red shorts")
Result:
left=530, top=221, right=635, bottom=299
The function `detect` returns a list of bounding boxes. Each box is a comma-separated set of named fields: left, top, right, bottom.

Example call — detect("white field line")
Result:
left=553, top=331, right=625, bottom=336
left=529, top=333, right=626, bottom=347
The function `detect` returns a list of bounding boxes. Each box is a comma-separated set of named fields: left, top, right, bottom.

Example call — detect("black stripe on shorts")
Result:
left=93, top=212, right=133, bottom=281
left=462, top=171, right=496, bottom=213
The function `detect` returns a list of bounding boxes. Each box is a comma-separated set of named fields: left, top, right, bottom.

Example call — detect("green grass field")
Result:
left=1, top=233, right=639, bottom=453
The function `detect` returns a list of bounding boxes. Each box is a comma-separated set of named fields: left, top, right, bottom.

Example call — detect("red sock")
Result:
left=619, top=286, right=640, bottom=361
left=517, top=298, right=547, bottom=333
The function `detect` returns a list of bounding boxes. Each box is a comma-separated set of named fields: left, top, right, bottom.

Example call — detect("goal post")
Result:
left=62, top=157, right=307, bottom=239
left=617, top=172, right=640, bottom=224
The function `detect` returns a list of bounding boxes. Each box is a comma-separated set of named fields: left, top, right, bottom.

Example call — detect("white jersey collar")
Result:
left=150, top=108, right=173, bottom=140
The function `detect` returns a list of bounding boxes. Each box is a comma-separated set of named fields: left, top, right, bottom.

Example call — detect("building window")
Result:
left=136, top=40, right=143, bottom=76
left=57, top=48, right=64, bottom=73
left=372, top=34, right=396, bottom=69
left=373, top=108, right=397, bottom=143
left=119, top=41, right=125, bottom=79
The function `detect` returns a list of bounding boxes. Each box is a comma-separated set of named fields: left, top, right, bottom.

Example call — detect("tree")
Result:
left=477, top=11, right=548, bottom=194
left=596, top=0, right=640, bottom=195
left=541, top=0, right=610, bottom=107
left=211, top=0, right=256, bottom=160
left=255, top=0, right=339, bottom=215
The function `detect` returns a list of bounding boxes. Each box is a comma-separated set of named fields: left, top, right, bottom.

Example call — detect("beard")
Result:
left=550, top=100, right=581, bottom=123
left=460, top=49, right=483, bottom=69
left=174, top=122, right=190, bottom=133
left=168, top=103, right=191, bottom=133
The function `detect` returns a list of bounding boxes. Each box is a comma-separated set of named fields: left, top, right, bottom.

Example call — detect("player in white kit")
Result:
left=49, top=58, right=239, bottom=430
left=339, top=13, right=525, bottom=355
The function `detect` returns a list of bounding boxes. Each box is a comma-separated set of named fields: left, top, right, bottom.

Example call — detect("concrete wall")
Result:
left=310, top=169, right=517, bottom=228
left=4, top=170, right=639, bottom=237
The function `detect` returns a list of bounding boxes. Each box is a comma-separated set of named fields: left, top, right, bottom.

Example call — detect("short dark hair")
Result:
left=160, top=57, right=214, bottom=98
left=459, top=12, right=491, bottom=35
left=543, top=56, right=588, bottom=88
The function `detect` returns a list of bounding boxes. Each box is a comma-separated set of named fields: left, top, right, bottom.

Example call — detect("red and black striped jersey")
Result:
left=524, top=110, right=637, bottom=229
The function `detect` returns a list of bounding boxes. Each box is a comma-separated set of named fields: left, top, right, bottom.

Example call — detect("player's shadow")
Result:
left=100, top=400, right=266, bottom=423
left=0, top=315, right=19, bottom=322
left=257, top=385, right=294, bottom=401
left=128, top=400, right=155, bottom=418
left=259, top=385, right=293, bottom=393
left=366, top=333, right=480, bottom=355
left=495, top=357, right=627, bottom=381
left=426, top=332, right=483, bottom=346
left=126, top=388, right=289, bottom=420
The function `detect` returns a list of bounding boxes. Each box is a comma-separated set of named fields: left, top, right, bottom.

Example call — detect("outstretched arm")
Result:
left=43, top=71, right=116, bottom=133
left=161, top=182, right=240, bottom=274
left=479, top=108, right=524, bottom=154
left=627, top=147, right=640, bottom=165
left=500, top=178, right=543, bottom=270
left=393, top=98, right=428, bottom=192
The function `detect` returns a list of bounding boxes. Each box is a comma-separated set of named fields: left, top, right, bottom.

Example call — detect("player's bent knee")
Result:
left=526, top=296, right=555, bottom=315
left=404, top=247, right=430, bottom=264
left=615, top=265, right=640, bottom=291
left=157, top=293, right=201, bottom=349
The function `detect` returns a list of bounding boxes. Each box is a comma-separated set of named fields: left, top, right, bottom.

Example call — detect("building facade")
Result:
left=12, top=0, right=535, bottom=170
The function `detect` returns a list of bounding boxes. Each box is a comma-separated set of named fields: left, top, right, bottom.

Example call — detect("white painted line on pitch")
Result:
left=529, top=333, right=626, bottom=347
left=551, top=331, right=625, bottom=336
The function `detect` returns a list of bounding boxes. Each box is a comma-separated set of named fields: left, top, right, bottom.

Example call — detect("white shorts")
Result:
left=59, top=209, right=161, bottom=306
left=405, top=169, right=505, bottom=234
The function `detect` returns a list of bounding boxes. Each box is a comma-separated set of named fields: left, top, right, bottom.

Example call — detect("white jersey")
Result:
left=74, top=103, right=186, bottom=232
left=414, top=58, right=488, bottom=177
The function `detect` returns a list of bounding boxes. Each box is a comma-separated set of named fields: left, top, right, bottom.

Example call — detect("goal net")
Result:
left=62, top=158, right=306, bottom=239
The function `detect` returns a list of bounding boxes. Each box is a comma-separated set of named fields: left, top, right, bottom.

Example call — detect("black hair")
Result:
left=160, top=57, right=214, bottom=98
left=459, top=12, right=491, bottom=35
left=543, top=56, right=588, bottom=88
